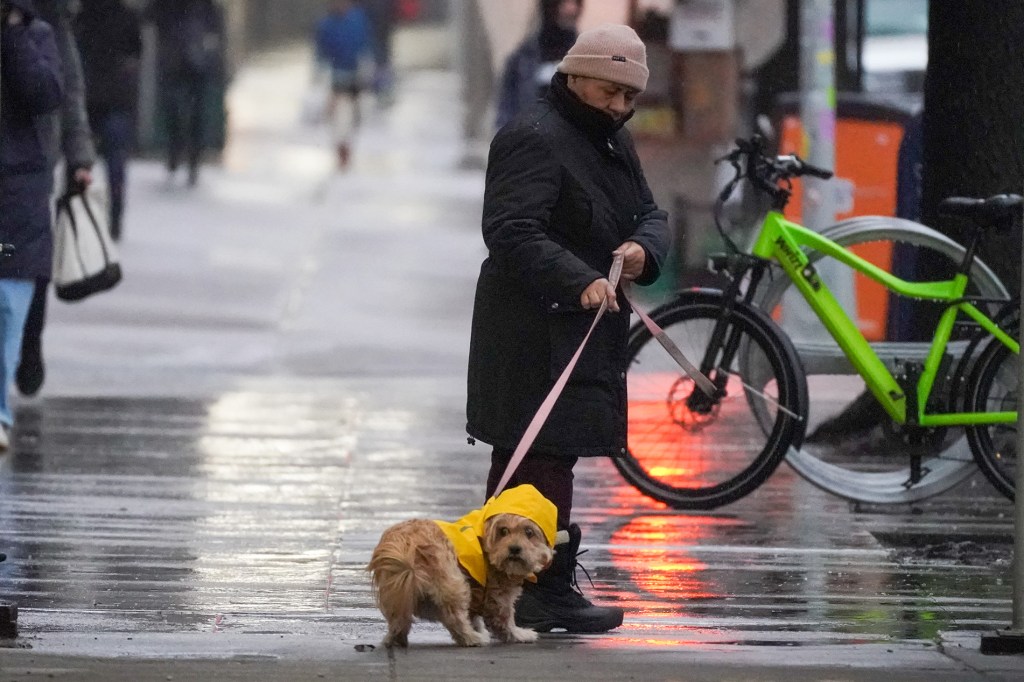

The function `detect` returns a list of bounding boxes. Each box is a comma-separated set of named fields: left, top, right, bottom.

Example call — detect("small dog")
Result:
left=367, top=484, right=556, bottom=647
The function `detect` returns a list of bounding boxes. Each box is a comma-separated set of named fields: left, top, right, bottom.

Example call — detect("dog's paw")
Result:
left=457, top=629, right=490, bottom=647
left=506, top=626, right=539, bottom=643
left=383, top=632, right=409, bottom=648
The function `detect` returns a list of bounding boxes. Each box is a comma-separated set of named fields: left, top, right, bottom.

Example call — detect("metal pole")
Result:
left=981, top=204, right=1024, bottom=654
left=1013, top=223, right=1024, bottom=630
left=794, top=2, right=837, bottom=601
left=799, top=0, right=836, bottom=231
left=785, top=0, right=853, bottom=338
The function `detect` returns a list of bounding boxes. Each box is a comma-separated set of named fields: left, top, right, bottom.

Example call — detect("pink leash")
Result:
left=492, top=255, right=717, bottom=496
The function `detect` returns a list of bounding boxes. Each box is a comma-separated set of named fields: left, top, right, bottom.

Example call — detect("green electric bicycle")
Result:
left=621, top=136, right=1020, bottom=509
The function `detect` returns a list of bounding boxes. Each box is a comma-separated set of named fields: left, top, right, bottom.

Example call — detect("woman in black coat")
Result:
left=0, top=0, right=65, bottom=449
left=75, top=0, right=142, bottom=240
left=467, top=24, right=669, bottom=633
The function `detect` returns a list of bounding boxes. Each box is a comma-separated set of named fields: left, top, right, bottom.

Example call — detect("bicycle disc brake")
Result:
left=668, top=375, right=721, bottom=431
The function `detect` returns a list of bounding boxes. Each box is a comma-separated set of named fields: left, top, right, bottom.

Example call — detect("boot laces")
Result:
left=568, top=548, right=596, bottom=596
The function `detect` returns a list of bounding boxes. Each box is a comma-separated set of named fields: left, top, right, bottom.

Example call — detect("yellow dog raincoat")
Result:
left=434, top=484, right=557, bottom=586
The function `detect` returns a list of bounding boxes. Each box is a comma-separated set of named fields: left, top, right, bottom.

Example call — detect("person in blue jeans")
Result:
left=0, top=0, right=65, bottom=451
left=14, top=0, right=96, bottom=399
left=74, top=0, right=143, bottom=241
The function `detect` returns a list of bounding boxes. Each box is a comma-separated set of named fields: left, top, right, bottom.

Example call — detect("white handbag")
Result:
left=51, top=183, right=122, bottom=302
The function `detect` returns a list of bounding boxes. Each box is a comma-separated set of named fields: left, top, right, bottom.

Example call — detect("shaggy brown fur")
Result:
left=367, top=514, right=554, bottom=647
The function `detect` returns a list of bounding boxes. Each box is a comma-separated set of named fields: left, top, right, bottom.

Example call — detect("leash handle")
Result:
left=608, top=252, right=623, bottom=289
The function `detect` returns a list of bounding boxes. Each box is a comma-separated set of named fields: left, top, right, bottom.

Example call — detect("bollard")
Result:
left=0, top=554, right=18, bottom=640
left=0, top=600, right=17, bottom=640
left=979, top=204, right=1024, bottom=655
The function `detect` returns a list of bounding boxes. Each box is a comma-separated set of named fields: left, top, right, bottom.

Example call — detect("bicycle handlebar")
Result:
left=773, top=154, right=834, bottom=180
left=718, top=136, right=834, bottom=205
left=726, top=136, right=834, bottom=182
left=713, top=136, right=836, bottom=253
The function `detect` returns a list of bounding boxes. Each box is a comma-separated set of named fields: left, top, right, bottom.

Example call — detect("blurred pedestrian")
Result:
left=75, top=0, right=143, bottom=241
left=467, top=25, right=669, bottom=633
left=145, top=0, right=226, bottom=187
left=495, top=0, right=583, bottom=130
left=15, top=0, right=96, bottom=399
left=315, top=0, right=375, bottom=169
left=0, top=0, right=65, bottom=450
left=362, top=0, right=396, bottom=105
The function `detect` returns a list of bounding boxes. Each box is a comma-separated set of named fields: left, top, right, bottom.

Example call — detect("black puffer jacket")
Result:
left=467, top=73, right=670, bottom=459
left=0, top=2, right=65, bottom=280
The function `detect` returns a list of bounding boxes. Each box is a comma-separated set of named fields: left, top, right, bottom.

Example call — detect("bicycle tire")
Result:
left=619, top=289, right=808, bottom=509
left=965, top=320, right=1018, bottom=502
left=755, top=216, right=1009, bottom=504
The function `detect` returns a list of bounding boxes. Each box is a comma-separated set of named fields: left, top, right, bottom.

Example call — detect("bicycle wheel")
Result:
left=620, top=290, right=808, bottom=509
left=965, top=326, right=1018, bottom=501
left=755, top=216, right=1009, bottom=503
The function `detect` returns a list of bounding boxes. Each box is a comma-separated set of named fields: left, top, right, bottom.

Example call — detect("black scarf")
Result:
left=546, top=72, right=633, bottom=154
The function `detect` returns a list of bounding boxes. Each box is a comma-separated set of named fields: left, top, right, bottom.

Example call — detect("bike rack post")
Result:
left=980, top=206, right=1024, bottom=655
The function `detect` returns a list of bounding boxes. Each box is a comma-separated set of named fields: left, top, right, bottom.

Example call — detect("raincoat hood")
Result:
left=434, top=484, right=558, bottom=586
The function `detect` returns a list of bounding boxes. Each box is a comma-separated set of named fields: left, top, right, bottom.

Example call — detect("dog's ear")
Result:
left=481, top=515, right=501, bottom=553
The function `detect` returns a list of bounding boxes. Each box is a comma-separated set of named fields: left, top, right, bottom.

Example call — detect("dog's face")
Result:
left=482, top=513, right=554, bottom=579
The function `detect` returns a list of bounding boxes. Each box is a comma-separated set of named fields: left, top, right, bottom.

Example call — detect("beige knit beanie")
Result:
left=556, top=24, right=649, bottom=92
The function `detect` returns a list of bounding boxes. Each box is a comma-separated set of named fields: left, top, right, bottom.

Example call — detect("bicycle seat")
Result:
left=938, top=194, right=1023, bottom=227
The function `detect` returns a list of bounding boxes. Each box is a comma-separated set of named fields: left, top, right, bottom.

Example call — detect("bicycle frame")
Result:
left=749, top=209, right=1019, bottom=427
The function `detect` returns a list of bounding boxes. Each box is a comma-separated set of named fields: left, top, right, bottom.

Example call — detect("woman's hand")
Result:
left=5, top=7, right=24, bottom=26
left=580, top=278, right=619, bottom=312
left=613, top=241, right=646, bottom=281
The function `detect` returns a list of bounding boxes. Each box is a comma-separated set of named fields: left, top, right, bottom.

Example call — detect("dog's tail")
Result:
left=366, top=522, right=432, bottom=624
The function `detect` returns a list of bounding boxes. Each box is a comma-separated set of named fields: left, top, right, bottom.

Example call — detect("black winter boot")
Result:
left=15, top=345, right=44, bottom=397
left=515, top=523, right=623, bottom=633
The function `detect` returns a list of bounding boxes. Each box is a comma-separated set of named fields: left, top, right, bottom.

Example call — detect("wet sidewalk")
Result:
left=2, top=38, right=1024, bottom=681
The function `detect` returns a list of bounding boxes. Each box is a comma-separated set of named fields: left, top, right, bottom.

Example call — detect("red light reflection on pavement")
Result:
left=585, top=515, right=739, bottom=648
left=607, top=470, right=669, bottom=510
left=610, top=514, right=736, bottom=603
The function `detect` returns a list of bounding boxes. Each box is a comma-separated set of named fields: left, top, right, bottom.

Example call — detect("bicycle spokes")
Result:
left=719, top=368, right=802, bottom=421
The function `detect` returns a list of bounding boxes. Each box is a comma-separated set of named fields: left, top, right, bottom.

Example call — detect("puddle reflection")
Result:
left=610, top=515, right=733, bottom=603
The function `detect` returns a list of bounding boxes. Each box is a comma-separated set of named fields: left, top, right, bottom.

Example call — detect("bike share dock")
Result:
left=2, top=47, right=1023, bottom=681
